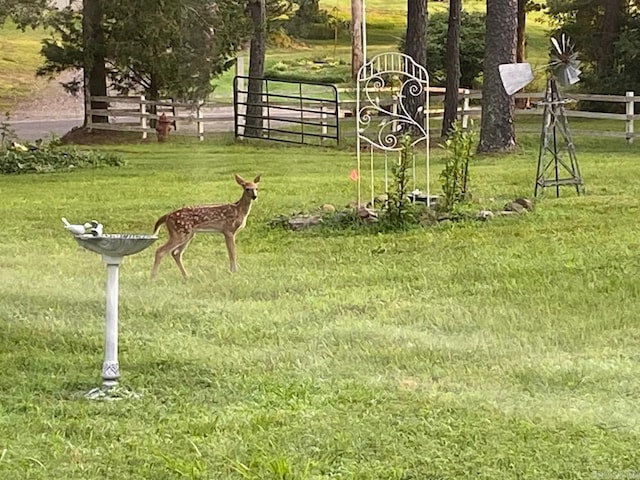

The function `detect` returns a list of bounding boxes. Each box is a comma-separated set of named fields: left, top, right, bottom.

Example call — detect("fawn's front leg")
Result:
left=223, top=231, right=237, bottom=272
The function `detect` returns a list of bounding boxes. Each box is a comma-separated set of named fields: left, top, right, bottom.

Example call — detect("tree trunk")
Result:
left=82, top=0, right=108, bottom=126
left=441, top=0, right=461, bottom=137
left=403, top=0, right=427, bottom=133
left=515, top=0, right=530, bottom=108
left=148, top=73, right=159, bottom=128
left=477, top=0, right=517, bottom=153
left=245, top=0, right=266, bottom=137
left=599, top=0, right=625, bottom=76
left=516, top=0, right=526, bottom=63
left=351, top=0, right=364, bottom=81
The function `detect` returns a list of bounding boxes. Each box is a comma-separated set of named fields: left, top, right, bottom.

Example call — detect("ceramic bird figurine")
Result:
left=62, top=217, right=87, bottom=235
left=10, top=141, right=29, bottom=152
left=89, top=221, right=104, bottom=236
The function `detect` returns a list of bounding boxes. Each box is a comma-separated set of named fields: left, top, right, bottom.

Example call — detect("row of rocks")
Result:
left=477, top=197, right=534, bottom=221
left=279, top=197, right=535, bottom=230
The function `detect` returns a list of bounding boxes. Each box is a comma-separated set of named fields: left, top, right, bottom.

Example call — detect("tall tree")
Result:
left=403, top=0, right=427, bottom=132
left=517, top=0, right=526, bottom=63
left=351, top=0, right=364, bottom=80
left=477, top=0, right=517, bottom=153
left=38, top=1, right=250, bottom=103
left=82, top=0, right=107, bottom=125
left=245, top=0, right=267, bottom=137
left=441, top=0, right=461, bottom=137
left=599, top=0, right=625, bottom=75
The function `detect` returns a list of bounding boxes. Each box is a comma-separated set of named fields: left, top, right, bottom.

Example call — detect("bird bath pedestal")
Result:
left=72, top=234, right=157, bottom=400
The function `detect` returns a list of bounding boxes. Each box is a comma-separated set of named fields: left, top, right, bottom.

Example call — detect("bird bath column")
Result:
left=64, top=225, right=157, bottom=400
left=102, top=255, right=123, bottom=388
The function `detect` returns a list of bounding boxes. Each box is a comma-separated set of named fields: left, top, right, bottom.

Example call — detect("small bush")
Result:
left=284, top=0, right=348, bottom=40
left=0, top=143, right=125, bottom=175
left=438, top=121, right=475, bottom=216
left=379, top=134, right=420, bottom=229
left=264, top=57, right=351, bottom=84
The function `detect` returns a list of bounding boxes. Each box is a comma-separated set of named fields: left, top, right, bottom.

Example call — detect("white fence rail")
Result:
left=86, top=89, right=638, bottom=143
left=86, top=95, right=232, bottom=141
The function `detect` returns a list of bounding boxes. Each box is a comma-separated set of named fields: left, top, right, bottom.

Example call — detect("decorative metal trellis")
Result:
left=356, top=53, right=430, bottom=207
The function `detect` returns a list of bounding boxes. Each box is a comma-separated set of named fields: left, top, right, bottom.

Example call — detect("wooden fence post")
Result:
left=462, top=89, right=470, bottom=129
left=626, top=91, right=634, bottom=144
left=197, top=102, right=204, bottom=141
left=140, top=95, right=147, bottom=140
left=85, top=85, right=92, bottom=132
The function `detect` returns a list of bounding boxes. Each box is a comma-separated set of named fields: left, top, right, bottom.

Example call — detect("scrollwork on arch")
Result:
left=356, top=53, right=430, bottom=152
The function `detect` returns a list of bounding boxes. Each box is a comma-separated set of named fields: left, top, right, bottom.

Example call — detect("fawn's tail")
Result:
left=153, top=214, right=169, bottom=235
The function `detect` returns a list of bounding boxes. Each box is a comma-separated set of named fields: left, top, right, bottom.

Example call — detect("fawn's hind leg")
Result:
left=151, top=233, right=189, bottom=279
left=170, top=233, right=195, bottom=278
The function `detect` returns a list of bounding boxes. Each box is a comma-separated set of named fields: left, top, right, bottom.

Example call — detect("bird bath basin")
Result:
left=74, top=234, right=158, bottom=257
left=66, top=223, right=157, bottom=400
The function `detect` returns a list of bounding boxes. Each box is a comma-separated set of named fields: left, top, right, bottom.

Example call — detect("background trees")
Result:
left=477, top=0, right=518, bottom=153
left=547, top=0, right=639, bottom=104
left=245, top=0, right=267, bottom=136
left=402, top=0, right=427, bottom=130
left=441, top=0, right=461, bottom=137
left=0, top=0, right=47, bottom=27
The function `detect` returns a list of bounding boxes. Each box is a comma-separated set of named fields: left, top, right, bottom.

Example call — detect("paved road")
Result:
left=8, top=118, right=83, bottom=142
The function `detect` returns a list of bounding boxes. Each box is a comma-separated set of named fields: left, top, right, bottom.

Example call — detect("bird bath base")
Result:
left=85, top=384, right=141, bottom=401
left=68, top=231, right=158, bottom=400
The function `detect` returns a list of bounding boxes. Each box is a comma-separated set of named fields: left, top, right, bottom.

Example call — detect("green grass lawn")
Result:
left=1, top=131, right=640, bottom=479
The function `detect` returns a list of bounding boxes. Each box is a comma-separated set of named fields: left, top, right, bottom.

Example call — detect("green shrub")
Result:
left=438, top=121, right=475, bottom=216
left=398, top=11, right=485, bottom=88
left=0, top=143, right=125, bottom=175
left=379, top=134, right=421, bottom=229
left=284, top=0, right=348, bottom=40
left=264, top=57, right=351, bottom=84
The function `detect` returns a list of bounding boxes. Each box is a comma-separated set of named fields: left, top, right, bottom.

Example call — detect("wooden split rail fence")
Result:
left=86, top=89, right=639, bottom=143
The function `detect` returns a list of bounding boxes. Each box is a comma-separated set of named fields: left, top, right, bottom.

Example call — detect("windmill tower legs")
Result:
left=534, top=78, right=584, bottom=198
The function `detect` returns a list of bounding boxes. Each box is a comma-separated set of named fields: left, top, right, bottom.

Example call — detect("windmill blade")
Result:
left=565, top=65, right=582, bottom=85
left=551, top=36, right=562, bottom=55
left=548, top=34, right=582, bottom=86
left=499, top=63, right=534, bottom=95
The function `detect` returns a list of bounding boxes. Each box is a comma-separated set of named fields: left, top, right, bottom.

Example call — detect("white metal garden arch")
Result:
left=356, top=52, right=430, bottom=207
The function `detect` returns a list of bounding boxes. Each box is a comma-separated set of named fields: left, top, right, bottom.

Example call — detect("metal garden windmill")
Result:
left=499, top=34, right=585, bottom=198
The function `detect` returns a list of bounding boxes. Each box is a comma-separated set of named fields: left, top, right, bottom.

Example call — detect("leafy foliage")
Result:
left=379, top=134, right=420, bottom=229
left=284, top=0, right=348, bottom=40
left=438, top=121, right=475, bottom=215
left=0, top=0, right=48, bottom=29
left=0, top=112, right=17, bottom=146
left=398, top=11, right=485, bottom=88
left=37, top=0, right=252, bottom=101
left=547, top=0, right=640, bottom=109
left=0, top=141, right=125, bottom=174
left=265, top=57, right=350, bottom=84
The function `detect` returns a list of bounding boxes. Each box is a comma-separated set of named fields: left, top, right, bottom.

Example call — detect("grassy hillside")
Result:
left=0, top=22, right=48, bottom=113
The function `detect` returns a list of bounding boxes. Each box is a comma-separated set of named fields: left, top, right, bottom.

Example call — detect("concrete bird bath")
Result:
left=68, top=227, right=157, bottom=399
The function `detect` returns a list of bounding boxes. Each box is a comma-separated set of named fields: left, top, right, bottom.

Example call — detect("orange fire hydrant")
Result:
left=155, top=113, right=171, bottom=142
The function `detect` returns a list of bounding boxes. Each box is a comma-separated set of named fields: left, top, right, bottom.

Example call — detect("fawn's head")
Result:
left=235, top=174, right=261, bottom=200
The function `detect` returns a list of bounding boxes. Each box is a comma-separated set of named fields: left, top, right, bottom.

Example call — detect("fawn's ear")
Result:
left=234, top=174, right=246, bottom=186
left=253, top=174, right=261, bottom=184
